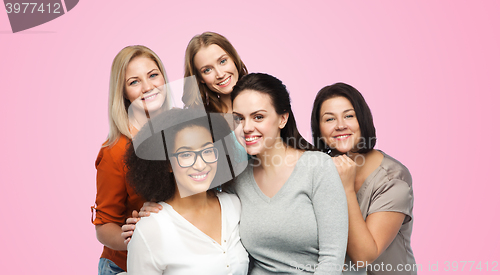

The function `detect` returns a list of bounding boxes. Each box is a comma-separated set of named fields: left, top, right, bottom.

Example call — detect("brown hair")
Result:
left=183, top=32, right=248, bottom=112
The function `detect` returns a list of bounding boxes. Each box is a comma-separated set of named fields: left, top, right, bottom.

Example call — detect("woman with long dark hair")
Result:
left=231, top=73, right=348, bottom=274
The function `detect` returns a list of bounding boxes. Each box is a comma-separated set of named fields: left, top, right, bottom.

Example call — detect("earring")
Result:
left=205, top=91, right=209, bottom=106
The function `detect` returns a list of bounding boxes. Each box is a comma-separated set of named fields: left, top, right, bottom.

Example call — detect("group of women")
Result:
left=91, top=32, right=416, bottom=275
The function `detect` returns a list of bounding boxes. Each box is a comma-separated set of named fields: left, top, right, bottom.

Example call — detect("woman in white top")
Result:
left=124, top=109, right=248, bottom=275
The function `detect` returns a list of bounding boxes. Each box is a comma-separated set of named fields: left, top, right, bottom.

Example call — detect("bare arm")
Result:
left=96, top=223, right=128, bottom=251
left=344, top=189, right=405, bottom=265
left=334, top=155, right=406, bottom=265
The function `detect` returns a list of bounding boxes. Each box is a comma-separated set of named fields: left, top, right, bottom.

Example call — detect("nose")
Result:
left=242, top=119, right=254, bottom=134
left=191, top=153, right=207, bottom=171
left=335, top=118, right=347, bottom=130
left=214, top=66, right=224, bottom=79
left=143, top=79, right=154, bottom=93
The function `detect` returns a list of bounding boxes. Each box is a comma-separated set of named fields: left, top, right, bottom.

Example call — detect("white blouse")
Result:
left=127, top=192, right=249, bottom=275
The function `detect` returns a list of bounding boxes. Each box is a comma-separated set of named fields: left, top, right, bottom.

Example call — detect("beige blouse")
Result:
left=345, top=151, right=417, bottom=275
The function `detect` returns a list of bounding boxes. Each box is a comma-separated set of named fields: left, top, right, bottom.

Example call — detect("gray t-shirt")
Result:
left=350, top=151, right=416, bottom=275
left=235, top=151, right=348, bottom=275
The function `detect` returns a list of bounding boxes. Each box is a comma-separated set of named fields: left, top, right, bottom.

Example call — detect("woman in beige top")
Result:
left=310, top=83, right=417, bottom=275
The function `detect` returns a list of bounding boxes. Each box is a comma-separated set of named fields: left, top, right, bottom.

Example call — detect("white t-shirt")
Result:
left=127, top=192, right=249, bottom=275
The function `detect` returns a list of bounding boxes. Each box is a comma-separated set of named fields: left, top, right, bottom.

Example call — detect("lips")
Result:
left=217, top=76, right=231, bottom=87
left=142, top=93, right=158, bottom=101
left=189, top=171, right=210, bottom=181
left=244, top=135, right=261, bottom=145
left=334, top=134, right=352, bottom=140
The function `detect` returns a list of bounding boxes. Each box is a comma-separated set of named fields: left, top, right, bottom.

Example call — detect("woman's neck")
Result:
left=255, top=139, right=300, bottom=172
left=167, top=189, right=213, bottom=213
left=219, top=94, right=232, bottom=113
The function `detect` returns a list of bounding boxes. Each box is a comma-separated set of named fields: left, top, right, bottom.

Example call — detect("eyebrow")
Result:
left=233, top=110, right=267, bottom=116
left=175, top=142, right=213, bottom=153
left=199, top=54, right=228, bottom=72
left=126, top=68, right=160, bottom=83
left=217, top=54, right=228, bottom=61
left=321, top=109, right=355, bottom=118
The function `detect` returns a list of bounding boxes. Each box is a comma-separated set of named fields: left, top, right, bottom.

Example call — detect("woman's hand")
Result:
left=139, top=201, right=163, bottom=217
left=333, top=155, right=357, bottom=193
left=121, top=202, right=163, bottom=245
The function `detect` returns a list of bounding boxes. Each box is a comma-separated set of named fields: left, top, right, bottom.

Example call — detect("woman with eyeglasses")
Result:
left=124, top=108, right=249, bottom=275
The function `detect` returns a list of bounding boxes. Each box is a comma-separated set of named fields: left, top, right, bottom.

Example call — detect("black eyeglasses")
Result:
left=171, top=147, right=219, bottom=168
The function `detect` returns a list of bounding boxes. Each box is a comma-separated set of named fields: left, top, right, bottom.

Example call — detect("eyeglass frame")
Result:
left=170, top=147, right=219, bottom=168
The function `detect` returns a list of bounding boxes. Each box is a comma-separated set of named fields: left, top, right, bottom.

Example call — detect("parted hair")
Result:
left=311, top=82, right=376, bottom=155
left=182, top=32, right=248, bottom=112
left=104, top=45, right=168, bottom=147
left=125, top=109, right=234, bottom=202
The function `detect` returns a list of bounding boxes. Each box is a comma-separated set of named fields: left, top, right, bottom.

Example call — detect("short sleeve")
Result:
left=368, top=179, right=413, bottom=223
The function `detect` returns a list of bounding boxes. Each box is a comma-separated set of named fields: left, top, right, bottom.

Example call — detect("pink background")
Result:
left=1, top=1, right=499, bottom=274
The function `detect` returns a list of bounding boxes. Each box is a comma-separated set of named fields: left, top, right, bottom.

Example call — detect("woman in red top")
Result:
left=92, top=45, right=169, bottom=274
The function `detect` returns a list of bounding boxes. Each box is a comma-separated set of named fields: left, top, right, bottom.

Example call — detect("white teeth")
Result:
left=335, top=135, right=350, bottom=139
left=245, top=136, right=260, bottom=142
left=191, top=173, right=207, bottom=180
left=218, top=77, right=230, bottom=86
left=144, top=93, right=157, bottom=100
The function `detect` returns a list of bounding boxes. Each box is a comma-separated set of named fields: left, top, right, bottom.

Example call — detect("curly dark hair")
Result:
left=125, top=109, right=235, bottom=202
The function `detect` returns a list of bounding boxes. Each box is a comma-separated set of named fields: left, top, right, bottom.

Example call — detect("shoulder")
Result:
left=135, top=204, right=175, bottom=235
left=96, top=135, right=131, bottom=167
left=219, top=192, right=242, bottom=215
left=378, top=151, right=412, bottom=187
left=298, top=151, right=335, bottom=173
left=219, top=192, right=241, bottom=206
left=297, top=151, right=333, bottom=167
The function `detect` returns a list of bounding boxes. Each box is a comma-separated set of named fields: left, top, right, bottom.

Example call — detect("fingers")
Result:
left=140, top=202, right=162, bottom=216
left=131, top=210, right=139, bottom=219
left=121, top=229, right=134, bottom=241
left=125, top=216, right=140, bottom=225
left=121, top=223, right=136, bottom=244
left=334, top=155, right=356, bottom=167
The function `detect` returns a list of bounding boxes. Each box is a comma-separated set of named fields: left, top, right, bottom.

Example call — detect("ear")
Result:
left=279, top=112, right=289, bottom=129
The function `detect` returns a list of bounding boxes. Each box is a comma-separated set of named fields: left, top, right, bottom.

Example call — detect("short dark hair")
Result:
left=310, top=83, right=376, bottom=155
left=125, top=109, right=235, bottom=202
left=231, top=73, right=315, bottom=151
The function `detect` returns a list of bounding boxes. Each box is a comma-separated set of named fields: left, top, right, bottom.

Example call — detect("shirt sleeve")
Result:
left=93, top=145, right=128, bottom=225
left=311, top=153, right=348, bottom=275
left=368, top=178, right=413, bottom=223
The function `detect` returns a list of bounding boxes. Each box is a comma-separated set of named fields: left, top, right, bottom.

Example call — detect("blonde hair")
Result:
left=104, top=45, right=168, bottom=147
left=183, top=32, right=248, bottom=112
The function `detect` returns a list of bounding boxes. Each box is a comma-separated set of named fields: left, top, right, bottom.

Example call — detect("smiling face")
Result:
left=319, top=96, right=361, bottom=154
left=232, top=90, right=288, bottom=156
left=125, top=56, right=166, bottom=114
left=193, top=44, right=239, bottom=96
left=170, top=126, right=217, bottom=198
